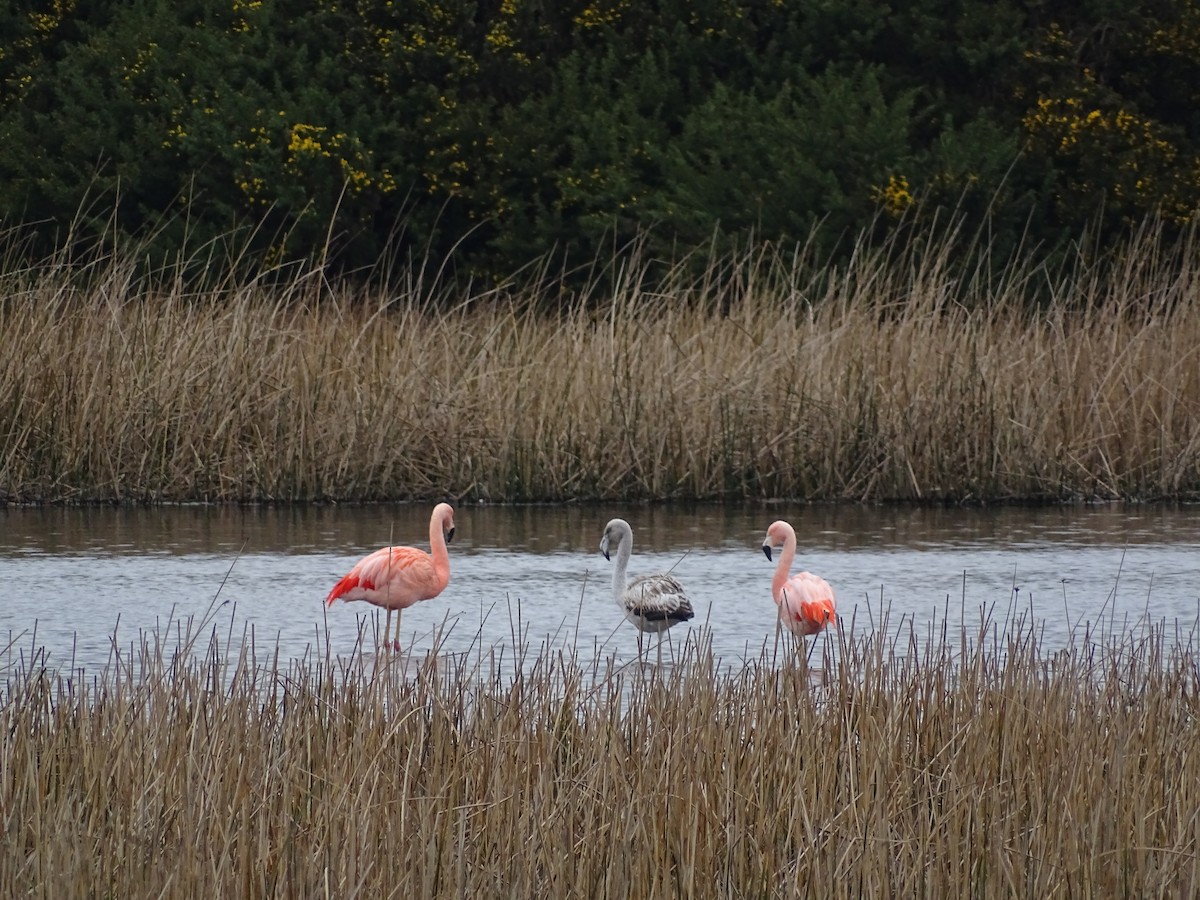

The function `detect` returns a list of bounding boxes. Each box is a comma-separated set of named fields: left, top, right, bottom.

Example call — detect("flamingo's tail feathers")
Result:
left=326, top=573, right=362, bottom=606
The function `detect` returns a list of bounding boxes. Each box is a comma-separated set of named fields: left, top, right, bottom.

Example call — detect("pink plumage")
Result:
left=326, top=503, right=456, bottom=650
left=774, top=570, right=836, bottom=637
left=761, top=520, right=836, bottom=638
left=325, top=545, right=447, bottom=610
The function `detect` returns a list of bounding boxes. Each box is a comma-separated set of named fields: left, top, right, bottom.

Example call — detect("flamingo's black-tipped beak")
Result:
left=762, top=544, right=773, bottom=562
left=446, top=527, right=456, bottom=544
left=602, top=549, right=611, bottom=561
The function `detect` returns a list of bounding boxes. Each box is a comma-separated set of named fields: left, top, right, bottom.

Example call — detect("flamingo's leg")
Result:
left=392, top=608, right=403, bottom=652
left=383, top=609, right=393, bottom=651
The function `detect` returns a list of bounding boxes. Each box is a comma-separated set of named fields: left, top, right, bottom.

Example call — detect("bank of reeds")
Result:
left=2, top=613, right=1198, bottom=897
left=3, top=222, right=1200, bottom=503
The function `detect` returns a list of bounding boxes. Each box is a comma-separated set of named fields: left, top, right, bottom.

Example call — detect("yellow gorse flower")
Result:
left=871, top=175, right=914, bottom=218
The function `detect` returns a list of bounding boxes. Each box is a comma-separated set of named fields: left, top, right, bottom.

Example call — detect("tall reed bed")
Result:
left=3, top=224, right=1200, bottom=502
left=2, top=613, right=1198, bottom=897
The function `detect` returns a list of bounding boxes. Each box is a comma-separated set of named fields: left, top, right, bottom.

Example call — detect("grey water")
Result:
left=2, top=503, right=1200, bottom=676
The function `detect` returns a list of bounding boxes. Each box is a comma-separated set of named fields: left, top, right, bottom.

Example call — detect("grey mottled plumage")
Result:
left=622, top=573, right=693, bottom=631
left=599, top=518, right=694, bottom=661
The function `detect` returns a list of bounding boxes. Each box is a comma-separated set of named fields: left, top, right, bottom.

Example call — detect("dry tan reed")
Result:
left=3, top=225, right=1200, bottom=502
left=2, top=614, right=1198, bottom=898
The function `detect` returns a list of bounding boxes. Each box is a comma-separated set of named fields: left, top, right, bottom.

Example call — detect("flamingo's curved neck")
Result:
left=428, top=510, right=452, bottom=591
left=772, top=531, right=796, bottom=601
left=611, top=532, right=632, bottom=603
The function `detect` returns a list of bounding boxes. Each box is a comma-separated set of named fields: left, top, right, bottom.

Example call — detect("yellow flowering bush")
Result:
left=871, top=175, right=914, bottom=218
left=1023, top=96, right=1200, bottom=226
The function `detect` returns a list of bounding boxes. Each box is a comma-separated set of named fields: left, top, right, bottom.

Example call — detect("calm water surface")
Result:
left=3, top=503, right=1200, bottom=675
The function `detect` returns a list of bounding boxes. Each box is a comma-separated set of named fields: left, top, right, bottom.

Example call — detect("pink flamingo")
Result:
left=325, top=503, right=456, bottom=650
left=761, top=519, right=836, bottom=639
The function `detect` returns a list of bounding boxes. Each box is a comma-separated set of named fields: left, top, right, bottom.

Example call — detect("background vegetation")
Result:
left=3, top=223, right=1200, bottom=504
left=3, top=0, right=1200, bottom=282
left=5, top=1, right=1200, bottom=504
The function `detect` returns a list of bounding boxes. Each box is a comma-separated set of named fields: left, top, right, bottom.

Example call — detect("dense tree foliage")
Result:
left=2, top=0, right=1199, bottom=286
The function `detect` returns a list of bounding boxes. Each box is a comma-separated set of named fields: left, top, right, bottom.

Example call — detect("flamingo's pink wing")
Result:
left=326, top=546, right=440, bottom=609
left=779, top=573, right=836, bottom=635
left=798, top=597, right=836, bottom=631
